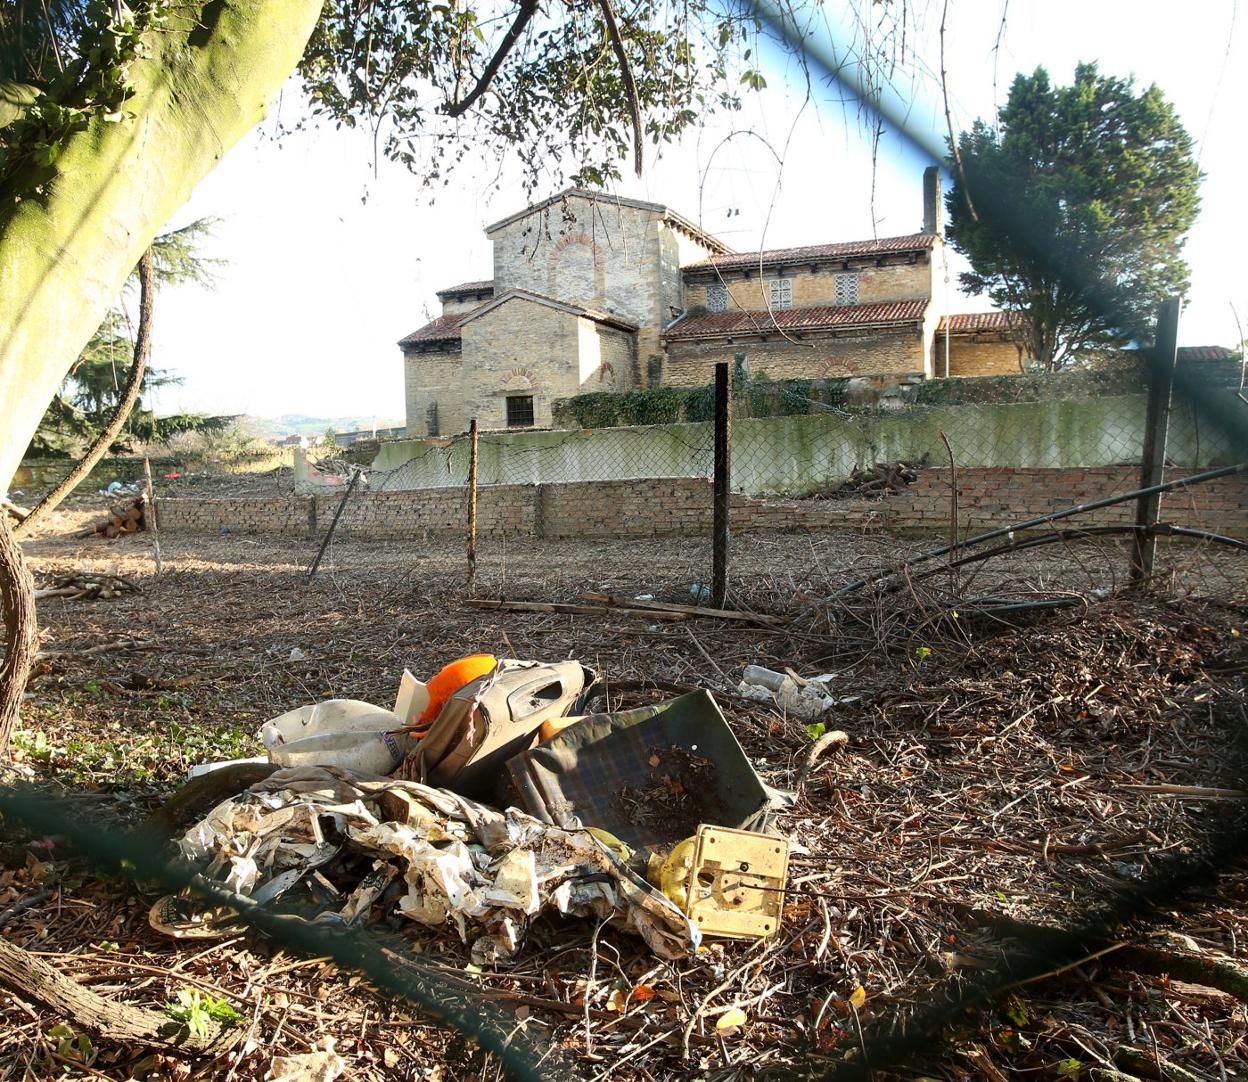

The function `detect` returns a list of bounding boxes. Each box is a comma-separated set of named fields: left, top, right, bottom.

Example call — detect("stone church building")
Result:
left=398, top=169, right=1021, bottom=436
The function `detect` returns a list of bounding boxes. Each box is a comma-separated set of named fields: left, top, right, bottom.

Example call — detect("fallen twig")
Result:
left=795, top=728, right=850, bottom=792
left=1119, top=784, right=1246, bottom=799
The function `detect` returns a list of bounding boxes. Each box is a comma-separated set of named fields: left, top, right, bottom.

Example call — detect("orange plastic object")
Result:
left=538, top=715, right=583, bottom=744
left=418, top=654, right=497, bottom=724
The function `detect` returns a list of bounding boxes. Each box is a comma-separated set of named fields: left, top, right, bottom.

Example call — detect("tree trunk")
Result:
left=16, top=249, right=156, bottom=537
left=0, top=513, right=38, bottom=755
left=0, top=0, right=325, bottom=489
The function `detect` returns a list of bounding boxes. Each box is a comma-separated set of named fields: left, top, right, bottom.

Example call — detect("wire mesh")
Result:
left=6, top=5, right=1248, bottom=1080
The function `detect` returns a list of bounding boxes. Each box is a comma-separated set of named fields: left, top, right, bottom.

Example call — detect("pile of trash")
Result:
left=169, top=653, right=800, bottom=962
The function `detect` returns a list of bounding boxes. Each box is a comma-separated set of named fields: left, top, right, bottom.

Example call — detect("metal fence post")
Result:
left=712, top=362, right=732, bottom=608
left=1130, top=298, right=1181, bottom=584
left=306, top=467, right=361, bottom=583
left=467, top=419, right=479, bottom=590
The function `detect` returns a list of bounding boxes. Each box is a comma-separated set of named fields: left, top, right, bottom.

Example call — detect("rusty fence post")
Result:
left=1130, top=298, right=1181, bottom=584
left=467, top=419, right=479, bottom=591
left=712, top=362, right=732, bottom=608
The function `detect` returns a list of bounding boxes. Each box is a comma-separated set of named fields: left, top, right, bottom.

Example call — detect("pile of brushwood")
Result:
left=822, top=460, right=921, bottom=499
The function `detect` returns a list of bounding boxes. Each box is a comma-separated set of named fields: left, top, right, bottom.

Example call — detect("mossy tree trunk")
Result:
left=0, top=0, right=325, bottom=491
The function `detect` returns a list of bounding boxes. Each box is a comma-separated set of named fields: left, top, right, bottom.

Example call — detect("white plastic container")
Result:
left=259, top=699, right=409, bottom=775
left=394, top=669, right=431, bottom=726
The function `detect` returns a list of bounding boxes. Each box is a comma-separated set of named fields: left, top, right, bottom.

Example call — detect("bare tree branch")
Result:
left=595, top=0, right=643, bottom=177
left=444, top=0, right=539, bottom=118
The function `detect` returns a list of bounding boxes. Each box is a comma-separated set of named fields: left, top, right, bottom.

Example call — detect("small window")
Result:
left=506, top=395, right=535, bottom=428
left=768, top=278, right=793, bottom=309
left=426, top=402, right=439, bottom=437
left=835, top=272, right=859, bottom=306
left=706, top=283, right=729, bottom=313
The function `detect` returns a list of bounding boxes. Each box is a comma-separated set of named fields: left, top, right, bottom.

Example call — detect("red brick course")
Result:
left=155, top=467, right=1247, bottom=542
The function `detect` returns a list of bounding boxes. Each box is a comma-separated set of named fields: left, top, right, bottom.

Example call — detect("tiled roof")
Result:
left=1176, top=345, right=1240, bottom=362
left=663, top=300, right=928, bottom=341
left=436, top=280, right=494, bottom=298
left=938, top=311, right=1022, bottom=334
left=685, top=234, right=938, bottom=273
left=398, top=313, right=467, bottom=348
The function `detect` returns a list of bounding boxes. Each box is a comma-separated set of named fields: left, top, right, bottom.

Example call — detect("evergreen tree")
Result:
left=947, top=63, right=1202, bottom=370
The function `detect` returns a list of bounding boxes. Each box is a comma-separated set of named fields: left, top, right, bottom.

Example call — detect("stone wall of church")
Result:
left=456, top=301, right=581, bottom=431
left=403, top=348, right=463, bottom=437
left=440, top=294, right=488, bottom=317
left=936, top=336, right=1025, bottom=377
left=488, top=195, right=716, bottom=362
left=490, top=195, right=656, bottom=323
left=682, top=255, right=936, bottom=313
left=662, top=327, right=927, bottom=387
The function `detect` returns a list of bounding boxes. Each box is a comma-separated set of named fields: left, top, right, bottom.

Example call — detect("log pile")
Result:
left=34, top=571, right=140, bottom=601
left=77, top=497, right=148, bottom=539
left=826, top=460, right=921, bottom=499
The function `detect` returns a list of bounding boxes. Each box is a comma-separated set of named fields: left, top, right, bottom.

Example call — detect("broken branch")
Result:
left=0, top=936, right=240, bottom=1054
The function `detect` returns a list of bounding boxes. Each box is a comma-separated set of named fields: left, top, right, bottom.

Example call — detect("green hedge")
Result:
left=552, top=378, right=854, bottom=429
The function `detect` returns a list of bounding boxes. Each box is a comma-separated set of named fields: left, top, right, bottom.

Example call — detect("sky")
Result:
left=146, top=0, right=1247, bottom=424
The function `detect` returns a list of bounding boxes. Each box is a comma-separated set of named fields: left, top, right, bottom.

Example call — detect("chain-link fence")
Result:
left=8, top=6, right=1248, bottom=1081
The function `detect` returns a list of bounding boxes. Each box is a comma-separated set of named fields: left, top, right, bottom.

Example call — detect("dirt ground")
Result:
left=2, top=508, right=1246, bottom=1081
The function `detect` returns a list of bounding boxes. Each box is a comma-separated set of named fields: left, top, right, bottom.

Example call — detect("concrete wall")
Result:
left=156, top=467, right=1248, bottom=540
left=371, top=392, right=1241, bottom=497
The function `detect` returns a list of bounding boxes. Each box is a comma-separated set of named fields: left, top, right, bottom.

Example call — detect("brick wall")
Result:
left=886, top=467, right=1248, bottom=536
left=937, top=336, right=1023, bottom=378
left=156, top=497, right=317, bottom=535
left=156, top=467, right=1247, bottom=542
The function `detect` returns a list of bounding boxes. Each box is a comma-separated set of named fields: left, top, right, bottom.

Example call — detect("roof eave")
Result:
left=684, top=235, right=937, bottom=273
left=663, top=316, right=925, bottom=343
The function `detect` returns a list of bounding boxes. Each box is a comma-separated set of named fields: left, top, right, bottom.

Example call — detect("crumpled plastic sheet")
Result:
left=736, top=674, right=843, bottom=722
left=176, top=765, right=699, bottom=963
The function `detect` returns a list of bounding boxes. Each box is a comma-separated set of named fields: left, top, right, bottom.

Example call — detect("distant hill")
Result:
left=244, top=414, right=406, bottom=439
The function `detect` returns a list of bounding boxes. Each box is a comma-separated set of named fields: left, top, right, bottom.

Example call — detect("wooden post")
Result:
left=306, top=467, right=361, bottom=582
left=467, top=419, right=479, bottom=590
left=1130, top=298, right=1181, bottom=584
left=712, top=362, right=732, bottom=608
left=142, top=457, right=162, bottom=576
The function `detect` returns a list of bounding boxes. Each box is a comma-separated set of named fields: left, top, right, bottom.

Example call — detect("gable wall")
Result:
left=457, top=300, right=584, bottom=430
left=489, top=195, right=672, bottom=357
